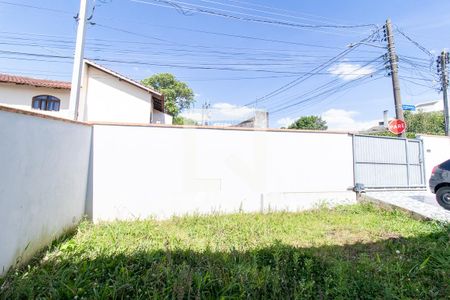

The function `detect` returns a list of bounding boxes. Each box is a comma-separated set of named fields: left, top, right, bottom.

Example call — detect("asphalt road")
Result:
left=407, top=191, right=440, bottom=208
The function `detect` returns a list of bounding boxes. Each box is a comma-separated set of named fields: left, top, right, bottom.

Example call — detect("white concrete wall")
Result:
left=81, top=67, right=152, bottom=123
left=0, top=83, right=71, bottom=118
left=0, top=109, right=92, bottom=276
left=91, top=125, right=356, bottom=221
left=152, top=109, right=173, bottom=124
left=420, top=135, right=450, bottom=189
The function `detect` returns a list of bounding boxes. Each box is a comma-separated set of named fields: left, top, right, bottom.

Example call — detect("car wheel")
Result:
left=436, top=186, right=450, bottom=210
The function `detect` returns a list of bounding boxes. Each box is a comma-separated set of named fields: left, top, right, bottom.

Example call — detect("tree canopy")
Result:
left=141, top=73, right=194, bottom=116
left=370, top=110, right=445, bottom=138
left=173, top=116, right=198, bottom=125
left=404, top=110, right=445, bottom=135
left=287, top=116, right=328, bottom=130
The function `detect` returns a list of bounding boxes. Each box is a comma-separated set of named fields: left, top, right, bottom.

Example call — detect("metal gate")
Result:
left=353, top=135, right=426, bottom=190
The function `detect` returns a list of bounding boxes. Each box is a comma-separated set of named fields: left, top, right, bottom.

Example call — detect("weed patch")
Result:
left=1, top=204, right=449, bottom=299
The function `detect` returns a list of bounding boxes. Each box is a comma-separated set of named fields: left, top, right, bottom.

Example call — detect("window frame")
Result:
left=31, top=95, right=61, bottom=112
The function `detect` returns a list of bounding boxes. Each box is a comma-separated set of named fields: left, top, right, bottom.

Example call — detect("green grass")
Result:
left=1, top=203, right=449, bottom=299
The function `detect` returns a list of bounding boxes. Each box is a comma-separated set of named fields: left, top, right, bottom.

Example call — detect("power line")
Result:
left=264, top=59, right=385, bottom=111
left=225, top=0, right=366, bottom=27
left=399, top=76, right=439, bottom=90
left=0, top=50, right=71, bottom=60
left=280, top=74, right=385, bottom=118
left=0, top=40, right=382, bottom=65
left=395, top=26, right=434, bottom=58
left=272, top=73, right=385, bottom=117
left=0, top=31, right=346, bottom=56
left=0, top=0, right=73, bottom=14
left=270, top=70, right=385, bottom=115
left=0, top=31, right=387, bottom=71
left=0, top=49, right=385, bottom=75
left=245, top=47, right=358, bottom=106
left=131, top=0, right=377, bottom=31
left=244, top=28, right=382, bottom=107
left=94, top=20, right=342, bottom=50
left=399, top=75, right=435, bottom=83
left=191, top=0, right=368, bottom=34
left=177, top=74, right=300, bottom=81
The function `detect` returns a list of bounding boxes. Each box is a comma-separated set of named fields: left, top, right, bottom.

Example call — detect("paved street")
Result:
left=405, top=191, right=440, bottom=208
left=366, top=191, right=450, bottom=222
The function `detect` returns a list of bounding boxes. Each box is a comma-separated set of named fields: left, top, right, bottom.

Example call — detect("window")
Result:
left=440, top=159, right=450, bottom=171
left=31, top=95, right=61, bottom=111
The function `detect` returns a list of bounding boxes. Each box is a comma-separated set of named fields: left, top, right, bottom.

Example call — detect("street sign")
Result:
left=402, top=104, right=416, bottom=111
left=388, top=119, right=407, bottom=135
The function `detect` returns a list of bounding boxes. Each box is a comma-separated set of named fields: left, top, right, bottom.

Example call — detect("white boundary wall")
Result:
left=0, top=109, right=91, bottom=276
left=4, top=108, right=448, bottom=275
left=420, top=135, right=450, bottom=190
left=90, top=125, right=356, bottom=221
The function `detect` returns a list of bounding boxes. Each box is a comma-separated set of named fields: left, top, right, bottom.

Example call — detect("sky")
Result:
left=1, top=0, right=449, bottom=129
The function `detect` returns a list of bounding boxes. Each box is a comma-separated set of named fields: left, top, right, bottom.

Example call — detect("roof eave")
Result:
left=84, top=59, right=164, bottom=98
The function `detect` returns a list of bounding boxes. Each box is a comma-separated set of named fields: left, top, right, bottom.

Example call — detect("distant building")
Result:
left=414, top=100, right=443, bottom=113
left=235, top=111, right=269, bottom=128
left=180, top=106, right=268, bottom=128
left=0, top=60, right=172, bottom=124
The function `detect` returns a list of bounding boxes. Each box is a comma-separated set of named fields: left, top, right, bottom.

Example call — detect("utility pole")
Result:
left=201, top=101, right=210, bottom=126
left=384, top=19, right=405, bottom=137
left=69, top=0, right=89, bottom=121
left=437, top=51, right=450, bottom=136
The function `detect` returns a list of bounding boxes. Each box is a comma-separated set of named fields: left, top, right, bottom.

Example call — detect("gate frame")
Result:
left=351, top=134, right=427, bottom=191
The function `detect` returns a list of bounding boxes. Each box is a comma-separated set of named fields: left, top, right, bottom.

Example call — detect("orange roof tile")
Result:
left=0, top=73, right=71, bottom=89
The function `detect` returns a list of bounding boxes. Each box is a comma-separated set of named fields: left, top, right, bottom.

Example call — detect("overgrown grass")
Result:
left=1, top=204, right=449, bottom=299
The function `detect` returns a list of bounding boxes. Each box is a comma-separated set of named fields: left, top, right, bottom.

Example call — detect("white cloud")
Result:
left=328, top=63, right=375, bottom=81
left=211, top=102, right=254, bottom=120
left=321, top=109, right=378, bottom=131
left=276, top=117, right=296, bottom=128
left=180, top=111, right=203, bottom=122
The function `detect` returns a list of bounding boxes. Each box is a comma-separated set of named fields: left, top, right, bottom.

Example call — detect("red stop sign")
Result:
left=388, top=119, right=407, bottom=135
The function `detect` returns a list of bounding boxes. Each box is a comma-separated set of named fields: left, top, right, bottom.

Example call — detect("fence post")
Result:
left=419, top=139, right=427, bottom=187
left=404, top=138, right=410, bottom=187
left=351, top=134, right=357, bottom=188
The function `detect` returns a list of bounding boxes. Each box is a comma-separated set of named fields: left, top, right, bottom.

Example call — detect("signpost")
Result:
left=388, top=119, right=407, bottom=135
left=402, top=104, right=416, bottom=111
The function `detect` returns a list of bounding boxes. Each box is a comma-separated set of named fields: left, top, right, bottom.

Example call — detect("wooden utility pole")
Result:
left=438, top=51, right=450, bottom=136
left=385, top=19, right=405, bottom=137
left=69, top=0, right=89, bottom=121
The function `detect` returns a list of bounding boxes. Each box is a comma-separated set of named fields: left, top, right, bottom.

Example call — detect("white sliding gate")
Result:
left=353, top=135, right=426, bottom=190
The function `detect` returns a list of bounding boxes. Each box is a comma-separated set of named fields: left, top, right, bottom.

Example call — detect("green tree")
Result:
left=288, top=116, right=328, bottom=130
left=404, top=110, right=445, bottom=135
left=369, top=110, right=444, bottom=138
left=173, top=116, right=198, bottom=125
left=141, top=73, right=194, bottom=116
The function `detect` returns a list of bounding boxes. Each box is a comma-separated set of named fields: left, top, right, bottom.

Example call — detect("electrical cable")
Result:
left=395, top=26, right=434, bottom=58
left=270, top=70, right=385, bottom=115
left=264, top=59, right=385, bottom=111
left=131, top=0, right=377, bottom=31
left=244, top=28, right=382, bottom=107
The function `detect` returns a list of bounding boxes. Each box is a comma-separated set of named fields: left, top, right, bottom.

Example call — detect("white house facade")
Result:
left=415, top=100, right=444, bottom=113
left=0, top=75, right=71, bottom=118
left=0, top=60, right=172, bottom=124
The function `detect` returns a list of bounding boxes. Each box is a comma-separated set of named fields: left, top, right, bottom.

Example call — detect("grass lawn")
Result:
left=1, top=203, right=449, bottom=299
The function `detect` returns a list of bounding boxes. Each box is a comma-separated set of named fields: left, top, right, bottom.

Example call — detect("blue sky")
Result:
left=1, top=0, right=449, bottom=128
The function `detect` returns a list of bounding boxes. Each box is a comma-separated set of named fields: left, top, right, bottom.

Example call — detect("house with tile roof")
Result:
left=0, top=60, right=172, bottom=124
